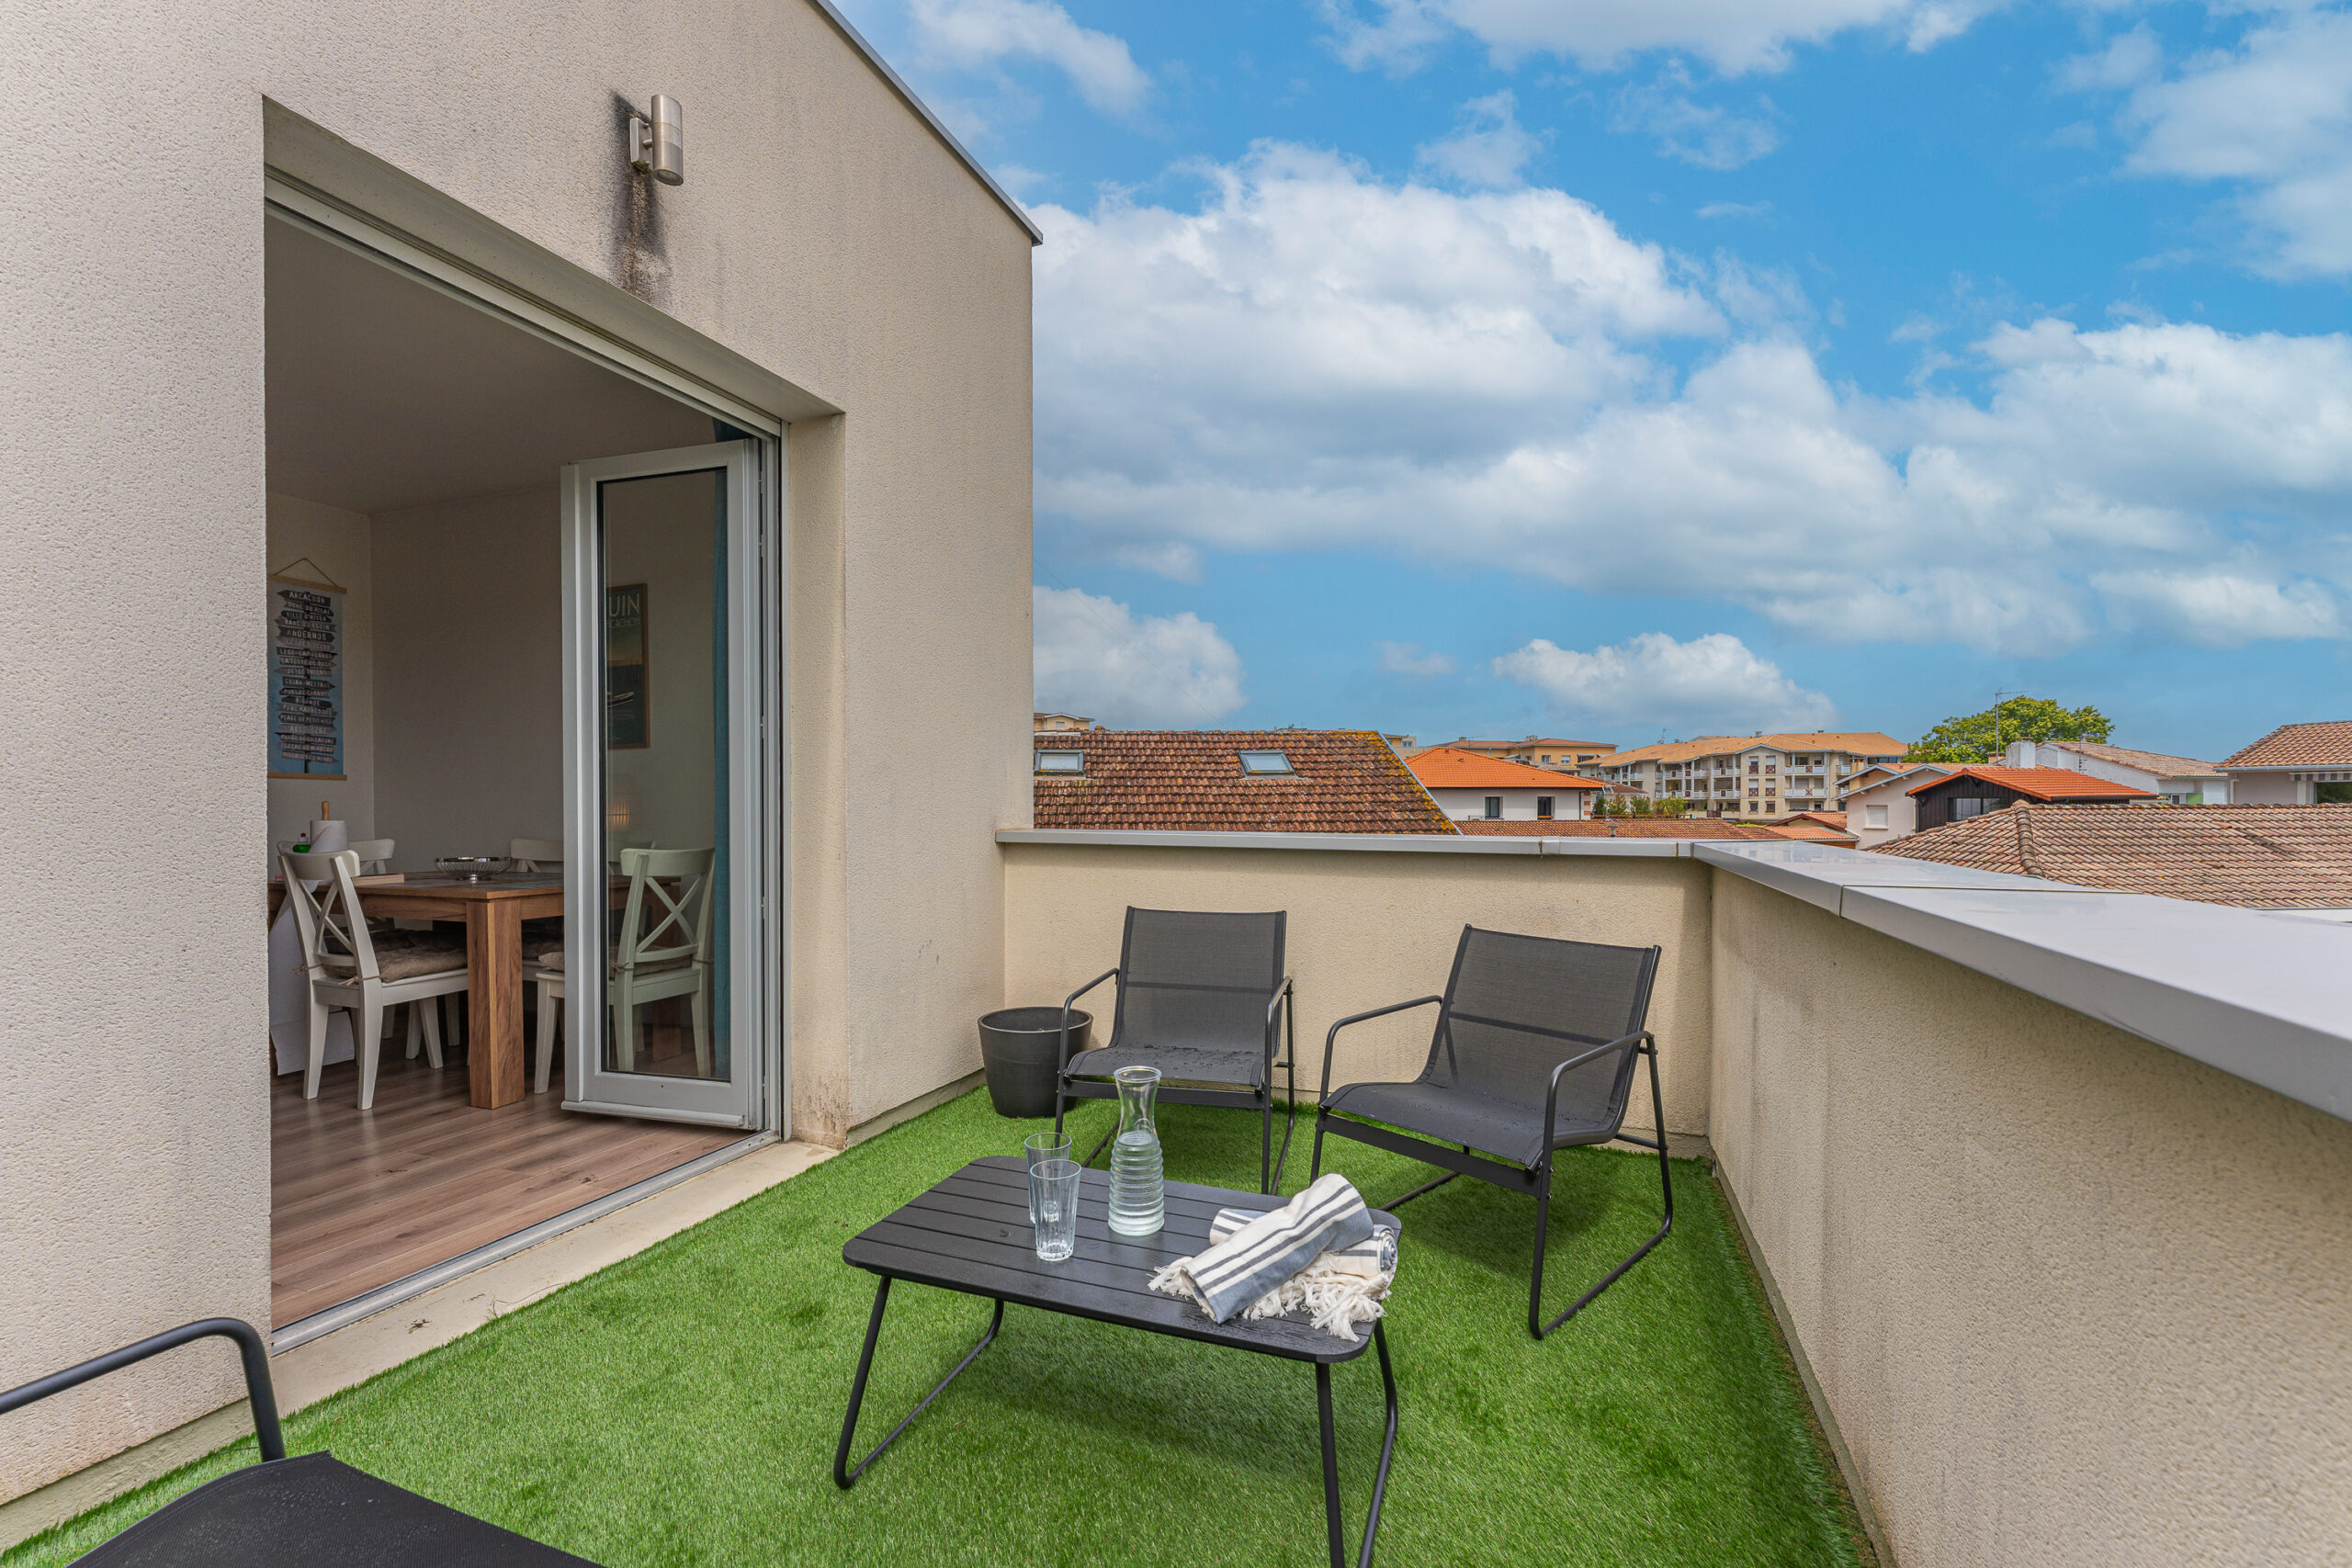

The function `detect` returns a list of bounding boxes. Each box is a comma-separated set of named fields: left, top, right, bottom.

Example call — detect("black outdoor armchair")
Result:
left=1310, top=925, right=1670, bottom=1338
left=0, top=1318, right=594, bottom=1566
left=1053, top=907, right=1296, bottom=1194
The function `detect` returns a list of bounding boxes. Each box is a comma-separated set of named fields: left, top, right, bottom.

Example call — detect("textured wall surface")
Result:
left=1708, top=869, right=2352, bottom=1566
left=1001, top=845, right=1715, bottom=1138
left=2, top=0, right=1031, bottom=1495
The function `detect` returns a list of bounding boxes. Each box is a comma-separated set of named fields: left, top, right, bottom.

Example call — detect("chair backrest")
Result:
left=278, top=851, right=384, bottom=985
left=1419, top=927, right=1659, bottom=1133
left=615, top=847, right=715, bottom=971
left=348, top=839, right=393, bottom=875
left=1111, top=908, right=1285, bottom=1053
left=510, top=838, right=564, bottom=873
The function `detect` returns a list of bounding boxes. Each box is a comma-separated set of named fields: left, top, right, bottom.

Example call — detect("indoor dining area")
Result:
left=260, top=216, right=768, bottom=1333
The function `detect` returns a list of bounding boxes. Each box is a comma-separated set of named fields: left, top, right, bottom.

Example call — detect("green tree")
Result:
left=1907, top=696, right=2112, bottom=764
left=1657, top=795, right=1690, bottom=818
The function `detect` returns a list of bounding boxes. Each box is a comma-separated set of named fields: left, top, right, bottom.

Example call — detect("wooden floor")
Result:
left=271, top=1044, right=741, bottom=1327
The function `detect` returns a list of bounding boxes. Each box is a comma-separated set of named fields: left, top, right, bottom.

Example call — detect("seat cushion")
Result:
left=69, top=1450, right=596, bottom=1567
left=1062, top=1042, right=1266, bottom=1090
left=1321, top=1079, right=1623, bottom=1170
left=368, top=936, right=468, bottom=983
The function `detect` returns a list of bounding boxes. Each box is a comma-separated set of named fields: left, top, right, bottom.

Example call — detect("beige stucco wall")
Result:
left=1001, top=844, right=1714, bottom=1139
left=1708, top=869, right=2352, bottom=1566
left=2, top=0, right=1030, bottom=1497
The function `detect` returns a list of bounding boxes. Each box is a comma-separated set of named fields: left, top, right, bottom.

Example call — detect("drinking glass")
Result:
left=1023, top=1131, right=1072, bottom=1231
left=1030, top=1157, right=1081, bottom=1262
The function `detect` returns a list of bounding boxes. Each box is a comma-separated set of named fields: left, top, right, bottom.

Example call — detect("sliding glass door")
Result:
left=560, top=441, right=769, bottom=1127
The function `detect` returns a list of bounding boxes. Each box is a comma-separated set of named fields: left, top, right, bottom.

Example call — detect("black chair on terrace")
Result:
left=1053, top=907, right=1296, bottom=1194
left=1311, top=925, right=1670, bottom=1338
left=0, top=1319, right=594, bottom=1565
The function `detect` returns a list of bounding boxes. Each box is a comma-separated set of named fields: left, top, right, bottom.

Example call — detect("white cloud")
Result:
left=2057, top=25, right=2160, bottom=93
left=910, top=0, right=1149, bottom=116
left=1317, top=0, right=2007, bottom=76
left=1611, top=70, right=1782, bottom=168
left=2093, top=7, right=2352, bottom=276
left=2091, top=569, right=2345, bottom=646
left=1033, top=585, right=1245, bottom=725
left=1493, top=632, right=1837, bottom=729
left=1416, top=92, right=1544, bottom=187
left=1698, top=199, right=1773, bottom=220
left=1031, top=147, right=2352, bottom=657
left=1375, top=640, right=1458, bottom=676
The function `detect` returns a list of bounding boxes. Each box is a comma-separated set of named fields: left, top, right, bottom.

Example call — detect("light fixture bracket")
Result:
left=627, top=96, right=684, bottom=186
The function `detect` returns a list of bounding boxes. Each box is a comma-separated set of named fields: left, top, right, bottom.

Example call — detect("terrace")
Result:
left=11, top=830, right=2348, bottom=1566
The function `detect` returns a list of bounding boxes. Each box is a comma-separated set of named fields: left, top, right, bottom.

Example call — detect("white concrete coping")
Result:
left=997, top=828, right=2352, bottom=1122
left=1700, top=842, right=2352, bottom=1121
left=997, top=828, right=1693, bottom=857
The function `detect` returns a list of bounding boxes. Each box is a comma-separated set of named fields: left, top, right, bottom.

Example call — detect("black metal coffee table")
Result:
left=836, top=1156, right=1399, bottom=1568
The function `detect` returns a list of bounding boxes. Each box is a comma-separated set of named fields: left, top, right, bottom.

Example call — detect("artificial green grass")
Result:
left=10, top=1091, right=1867, bottom=1566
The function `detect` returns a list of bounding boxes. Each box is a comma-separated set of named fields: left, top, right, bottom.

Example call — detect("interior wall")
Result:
left=1708, top=869, right=2352, bottom=1567
left=372, top=487, right=561, bottom=869
left=602, top=470, right=718, bottom=863
left=266, top=492, right=375, bottom=858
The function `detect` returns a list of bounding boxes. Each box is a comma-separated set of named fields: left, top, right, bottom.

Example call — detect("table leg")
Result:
left=833, top=1279, right=1003, bottom=1489
left=1316, top=1321, right=1399, bottom=1568
left=466, top=898, right=526, bottom=1108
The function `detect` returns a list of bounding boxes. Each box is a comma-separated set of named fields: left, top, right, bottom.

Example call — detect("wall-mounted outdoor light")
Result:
left=628, top=96, right=684, bottom=186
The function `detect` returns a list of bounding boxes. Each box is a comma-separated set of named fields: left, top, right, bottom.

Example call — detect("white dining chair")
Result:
left=509, top=838, right=563, bottom=873
left=277, top=839, right=392, bottom=875
left=529, top=846, right=716, bottom=1089
left=279, top=851, right=469, bottom=1109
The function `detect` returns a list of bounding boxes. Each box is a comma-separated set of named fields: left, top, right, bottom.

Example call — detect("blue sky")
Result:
left=840, top=0, right=2352, bottom=758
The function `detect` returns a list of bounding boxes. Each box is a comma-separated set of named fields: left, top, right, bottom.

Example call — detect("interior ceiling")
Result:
left=266, top=220, right=712, bottom=515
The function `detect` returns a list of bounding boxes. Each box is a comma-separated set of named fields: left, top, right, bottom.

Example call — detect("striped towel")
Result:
left=1148, top=1173, right=1399, bottom=1342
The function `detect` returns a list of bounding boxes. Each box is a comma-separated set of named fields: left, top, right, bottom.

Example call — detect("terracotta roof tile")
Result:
left=1034, top=729, right=1456, bottom=834
left=2220, top=721, right=2352, bottom=770
left=1905, top=766, right=2156, bottom=802
left=1407, top=747, right=1608, bottom=790
left=1872, top=804, right=2352, bottom=908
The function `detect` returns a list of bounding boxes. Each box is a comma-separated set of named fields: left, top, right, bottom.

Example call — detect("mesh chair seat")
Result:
left=1321, top=1079, right=1621, bottom=1170
left=1064, top=1041, right=1268, bottom=1091
left=68, top=1450, right=594, bottom=1567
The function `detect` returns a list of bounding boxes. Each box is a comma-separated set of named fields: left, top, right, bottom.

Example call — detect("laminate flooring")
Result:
left=271, top=1044, right=741, bottom=1327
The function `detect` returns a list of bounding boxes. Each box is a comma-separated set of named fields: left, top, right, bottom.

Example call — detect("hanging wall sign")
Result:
left=267, top=574, right=345, bottom=779
left=606, top=582, right=650, bottom=748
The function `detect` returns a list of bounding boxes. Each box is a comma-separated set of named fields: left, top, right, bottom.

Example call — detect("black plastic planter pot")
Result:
left=978, top=1007, right=1092, bottom=1119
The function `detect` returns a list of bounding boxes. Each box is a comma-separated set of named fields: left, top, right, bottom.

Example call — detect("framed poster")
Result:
left=267, top=575, right=345, bottom=779
left=606, top=582, right=650, bottom=748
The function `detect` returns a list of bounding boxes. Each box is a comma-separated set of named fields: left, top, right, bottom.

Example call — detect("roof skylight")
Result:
left=1035, top=750, right=1085, bottom=775
left=1238, top=750, right=1295, bottom=776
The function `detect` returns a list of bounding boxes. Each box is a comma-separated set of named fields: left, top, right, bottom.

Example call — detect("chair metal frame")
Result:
left=1050, top=908, right=1298, bottom=1195
left=1310, top=931, right=1672, bottom=1338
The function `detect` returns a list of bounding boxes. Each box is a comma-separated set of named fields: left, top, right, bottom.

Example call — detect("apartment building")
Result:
left=1430, top=736, right=1616, bottom=772
left=1594, top=731, right=1908, bottom=819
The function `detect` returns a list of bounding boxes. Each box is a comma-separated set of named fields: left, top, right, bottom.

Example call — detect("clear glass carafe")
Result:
left=1106, top=1065, right=1165, bottom=1235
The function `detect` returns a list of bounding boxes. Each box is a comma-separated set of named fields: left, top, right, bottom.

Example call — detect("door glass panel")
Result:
left=599, top=468, right=729, bottom=1083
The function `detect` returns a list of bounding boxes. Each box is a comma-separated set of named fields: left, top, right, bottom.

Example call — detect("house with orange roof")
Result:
left=2218, top=720, right=2352, bottom=807
left=1907, top=765, right=2155, bottom=831
left=1594, top=730, right=1908, bottom=820
left=1406, top=746, right=1606, bottom=822
left=1423, top=735, right=1617, bottom=773
left=2002, top=739, right=2231, bottom=806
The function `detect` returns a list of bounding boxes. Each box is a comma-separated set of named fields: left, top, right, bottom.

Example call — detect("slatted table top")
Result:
left=843, top=1156, right=1398, bottom=1366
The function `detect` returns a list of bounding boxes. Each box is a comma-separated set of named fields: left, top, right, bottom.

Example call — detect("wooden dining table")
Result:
left=271, top=872, right=565, bottom=1110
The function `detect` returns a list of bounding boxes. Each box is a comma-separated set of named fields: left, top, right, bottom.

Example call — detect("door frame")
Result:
left=262, top=181, right=792, bottom=1139
left=560, top=442, right=777, bottom=1130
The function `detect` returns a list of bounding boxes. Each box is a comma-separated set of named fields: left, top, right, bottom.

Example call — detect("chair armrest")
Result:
left=1266, top=974, right=1294, bottom=1029
left=1061, top=967, right=1119, bottom=1062
left=1543, top=1032, right=1653, bottom=1153
left=1319, top=995, right=1444, bottom=1106
left=0, top=1318, right=284, bottom=1462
